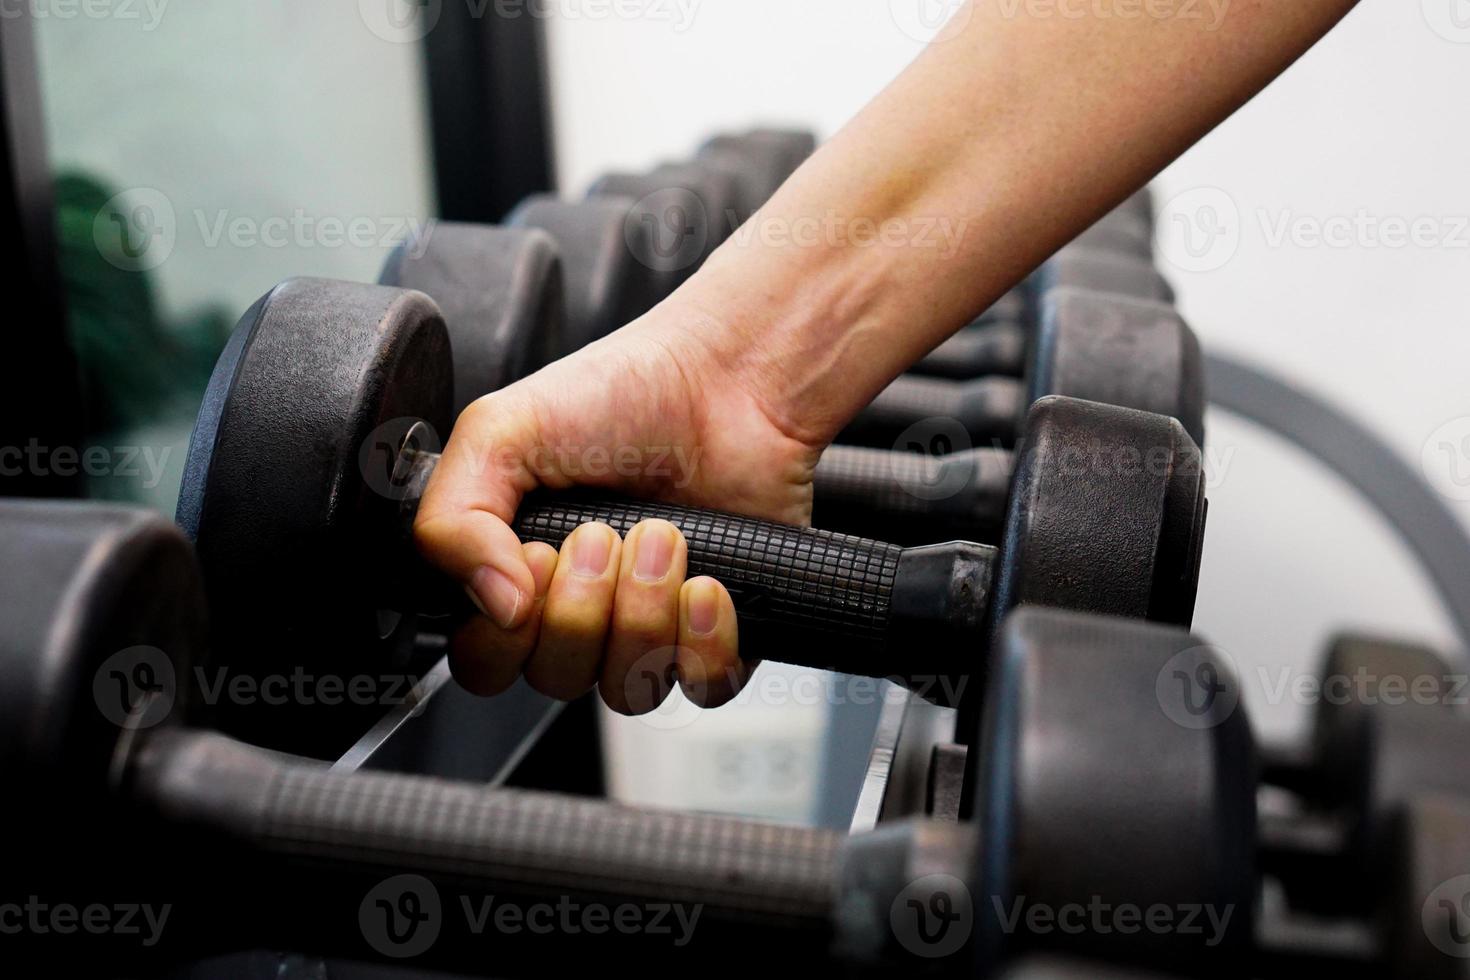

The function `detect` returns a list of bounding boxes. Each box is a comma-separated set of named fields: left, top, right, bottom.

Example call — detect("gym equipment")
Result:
left=0, top=525, right=1251, bottom=976
left=379, top=222, right=563, bottom=418
left=588, top=161, right=741, bottom=301
left=1259, top=636, right=1469, bottom=917
left=1388, top=795, right=1470, bottom=980
left=842, top=288, right=1205, bottom=451
left=916, top=247, right=1175, bottom=381
left=506, top=194, right=661, bottom=351
left=696, top=127, right=817, bottom=223
left=180, top=277, right=1204, bottom=748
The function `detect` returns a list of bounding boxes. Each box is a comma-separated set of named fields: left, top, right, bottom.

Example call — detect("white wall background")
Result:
left=543, top=0, right=1470, bottom=803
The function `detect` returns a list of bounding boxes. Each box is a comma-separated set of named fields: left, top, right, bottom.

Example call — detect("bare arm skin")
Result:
left=417, top=0, right=1361, bottom=714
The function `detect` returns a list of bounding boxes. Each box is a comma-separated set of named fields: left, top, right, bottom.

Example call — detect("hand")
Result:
left=414, top=306, right=822, bottom=715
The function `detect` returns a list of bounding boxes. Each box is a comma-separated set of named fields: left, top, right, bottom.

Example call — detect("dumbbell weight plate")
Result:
left=380, top=223, right=563, bottom=417
left=506, top=194, right=661, bottom=351
left=177, top=278, right=452, bottom=756
left=1389, top=795, right=1470, bottom=979
left=1030, top=246, right=1174, bottom=307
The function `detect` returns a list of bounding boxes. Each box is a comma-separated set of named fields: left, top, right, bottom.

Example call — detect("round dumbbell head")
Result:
left=1312, top=636, right=1468, bottom=834
left=973, top=608, right=1255, bottom=973
left=507, top=194, right=660, bottom=351
left=380, top=222, right=563, bottom=416
left=696, top=138, right=790, bottom=224
left=1031, top=246, right=1174, bottom=306
left=177, top=279, right=452, bottom=753
left=0, top=501, right=202, bottom=792
left=1030, top=287, right=1206, bottom=448
left=1072, top=205, right=1154, bottom=259
left=1387, top=794, right=1470, bottom=978
left=994, top=396, right=1207, bottom=629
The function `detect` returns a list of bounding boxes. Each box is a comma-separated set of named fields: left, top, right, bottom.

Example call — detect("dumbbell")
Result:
left=696, top=127, right=817, bottom=224
left=506, top=194, right=663, bottom=352
left=1388, top=794, right=1470, bottom=979
left=841, top=288, right=1205, bottom=453
left=177, top=277, right=1205, bottom=755
left=1257, top=636, right=1469, bottom=917
left=379, top=223, right=563, bottom=418
left=0, top=521, right=1251, bottom=976
left=915, top=245, right=1174, bottom=381
left=587, top=161, right=741, bottom=301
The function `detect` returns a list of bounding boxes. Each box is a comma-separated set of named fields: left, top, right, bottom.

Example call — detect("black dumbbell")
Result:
left=379, top=222, right=563, bottom=419
left=506, top=194, right=662, bottom=352
left=696, top=127, right=816, bottom=223
left=916, top=245, right=1174, bottom=381
left=841, top=288, right=1205, bottom=452
left=1388, top=794, right=1470, bottom=979
left=0, top=521, right=1251, bottom=976
left=587, top=161, right=742, bottom=301
left=178, top=277, right=1205, bottom=754
left=1257, top=636, right=1468, bottom=918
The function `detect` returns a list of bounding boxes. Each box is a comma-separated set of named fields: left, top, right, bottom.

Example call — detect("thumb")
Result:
left=415, top=394, right=542, bottom=630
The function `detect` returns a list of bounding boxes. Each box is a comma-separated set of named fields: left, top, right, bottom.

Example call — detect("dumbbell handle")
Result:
left=129, top=729, right=970, bottom=967
left=842, top=375, right=1027, bottom=451
left=813, top=445, right=1016, bottom=541
left=912, top=321, right=1027, bottom=380
left=398, top=444, right=995, bottom=700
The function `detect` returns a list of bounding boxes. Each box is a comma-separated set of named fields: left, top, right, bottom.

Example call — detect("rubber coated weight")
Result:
left=918, top=248, right=1176, bottom=380
left=380, top=223, right=564, bottom=417
left=973, top=608, right=1255, bottom=973
left=844, top=289, right=1206, bottom=451
left=588, top=161, right=742, bottom=301
left=177, top=278, right=452, bottom=756
left=1388, top=795, right=1470, bottom=979
left=1259, top=636, right=1469, bottom=917
left=0, top=535, right=1246, bottom=977
left=695, top=136, right=792, bottom=225
left=506, top=194, right=661, bottom=351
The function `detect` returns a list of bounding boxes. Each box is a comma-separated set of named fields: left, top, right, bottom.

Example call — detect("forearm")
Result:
left=670, top=0, right=1359, bottom=444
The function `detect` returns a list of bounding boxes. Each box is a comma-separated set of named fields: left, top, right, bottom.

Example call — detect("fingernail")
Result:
left=686, top=579, right=721, bottom=636
left=572, top=524, right=614, bottom=577
left=634, top=523, right=676, bottom=583
left=469, top=566, right=524, bottom=629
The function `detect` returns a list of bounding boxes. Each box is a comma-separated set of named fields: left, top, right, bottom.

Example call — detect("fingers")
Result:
left=675, top=577, right=746, bottom=708
left=524, top=523, right=623, bottom=701
left=449, top=542, right=559, bottom=697
left=600, top=521, right=688, bottom=715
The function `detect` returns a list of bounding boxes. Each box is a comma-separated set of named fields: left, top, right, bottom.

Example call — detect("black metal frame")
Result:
left=0, top=10, right=82, bottom=498
left=422, top=4, right=557, bottom=222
